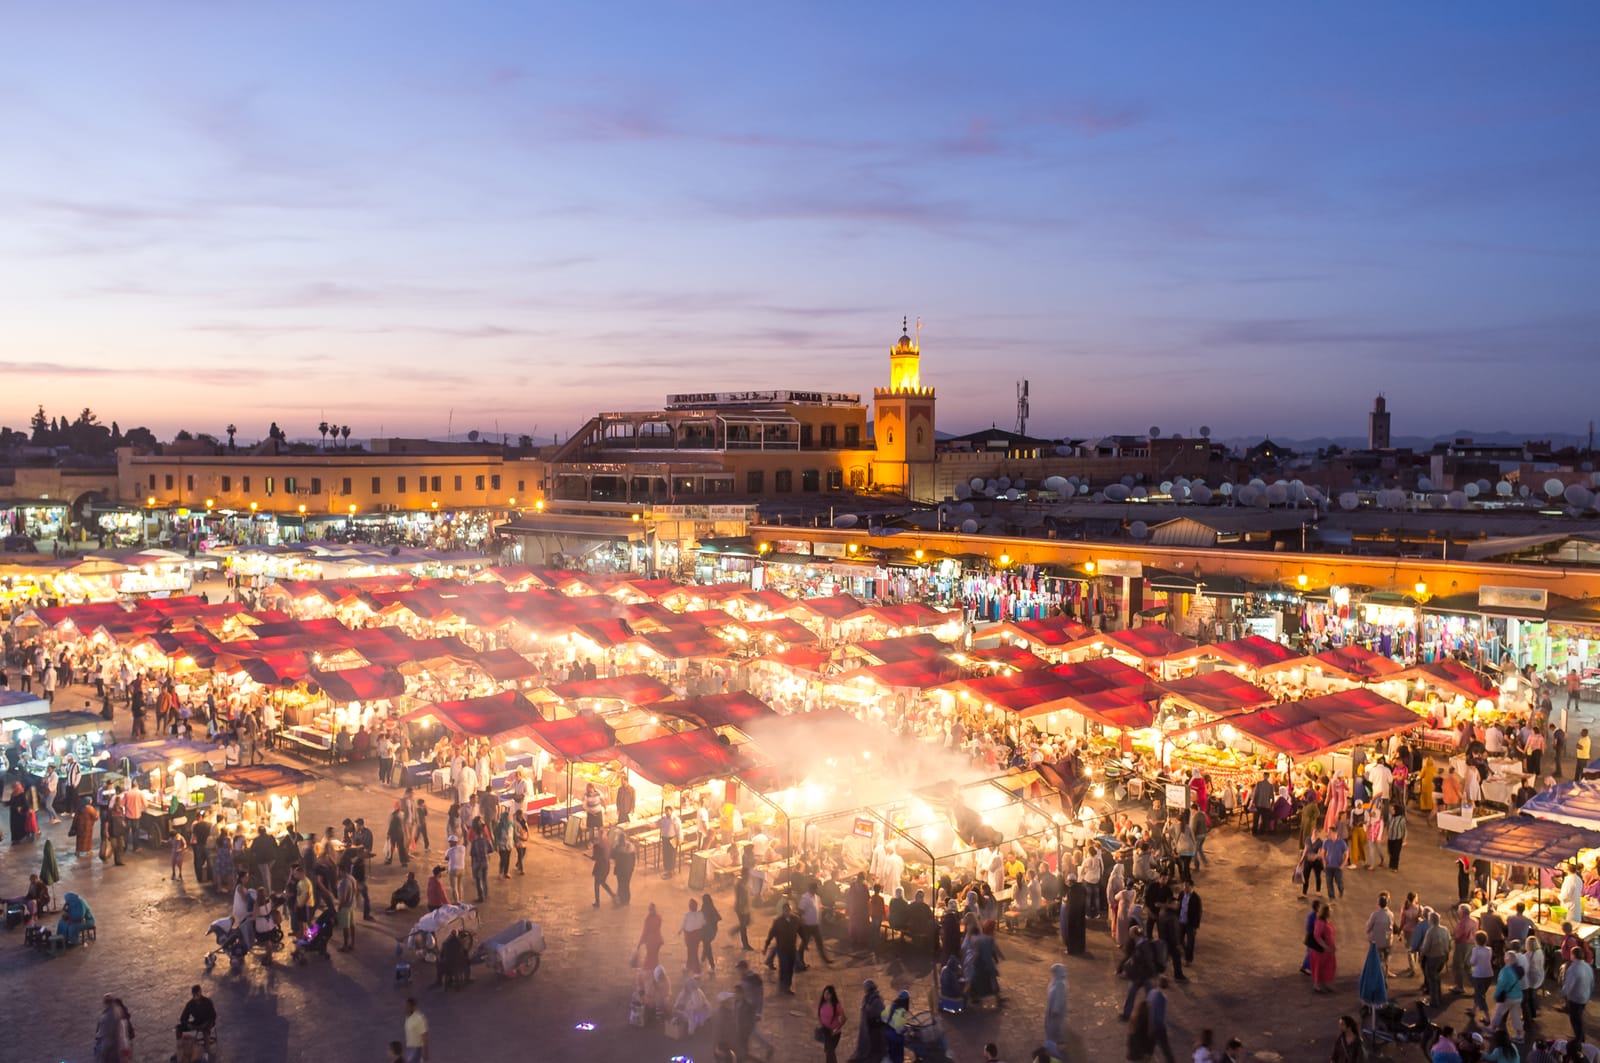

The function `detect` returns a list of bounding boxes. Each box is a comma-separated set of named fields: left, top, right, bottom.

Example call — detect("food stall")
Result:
left=397, top=690, right=541, bottom=804
left=519, top=710, right=620, bottom=834
left=98, top=737, right=224, bottom=842
left=7, top=711, right=115, bottom=779
left=207, top=764, right=319, bottom=838
left=1448, top=814, right=1600, bottom=945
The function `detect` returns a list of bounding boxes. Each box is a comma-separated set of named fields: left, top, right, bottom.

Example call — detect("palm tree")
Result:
left=340, top=424, right=351, bottom=448
left=329, top=424, right=342, bottom=449
left=318, top=420, right=329, bottom=449
left=225, top=423, right=237, bottom=450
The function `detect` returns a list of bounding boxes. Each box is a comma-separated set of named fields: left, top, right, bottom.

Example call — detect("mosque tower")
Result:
left=873, top=317, right=938, bottom=500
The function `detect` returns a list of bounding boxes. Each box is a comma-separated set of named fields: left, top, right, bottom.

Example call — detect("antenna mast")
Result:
left=915, top=316, right=922, bottom=347
left=1016, top=380, right=1030, bottom=436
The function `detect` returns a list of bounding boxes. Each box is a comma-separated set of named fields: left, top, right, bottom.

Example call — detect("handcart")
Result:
left=475, top=918, right=545, bottom=977
left=405, top=903, right=479, bottom=963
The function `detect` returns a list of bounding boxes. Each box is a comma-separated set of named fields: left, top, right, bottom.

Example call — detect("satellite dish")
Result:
left=1496, top=481, right=1513, bottom=497
left=1129, top=521, right=1148, bottom=539
left=1190, top=485, right=1211, bottom=504
left=1199, top=426, right=1211, bottom=438
left=1546, top=478, right=1566, bottom=498
left=1149, top=426, right=1162, bottom=439
left=832, top=514, right=858, bottom=528
left=1463, top=482, right=1480, bottom=498
left=959, top=519, right=978, bottom=534
left=467, top=429, right=480, bottom=442
left=1338, top=492, right=1359, bottom=511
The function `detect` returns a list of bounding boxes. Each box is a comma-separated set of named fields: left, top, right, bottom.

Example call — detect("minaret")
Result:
left=1368, top=394, right=1391, bottom=449
left=873, top=317, right=938, bottom=500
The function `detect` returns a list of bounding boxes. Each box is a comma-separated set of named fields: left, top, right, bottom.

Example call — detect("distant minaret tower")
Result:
left=1368, top=394, right=1392, bottom=449
left=873, top=317, right=938, bottom=500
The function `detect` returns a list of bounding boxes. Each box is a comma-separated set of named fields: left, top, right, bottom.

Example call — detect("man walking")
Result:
left=1178, top=879, right=1203, bottom=966
left=1563, top=937, right=1593, bottom=1045
left=1249, top=775, right=1274, bottom=835
left=401, top=998, right=429, bottom=1063
left=1366, top=892, right=1396, bottom=975
left=1148, top=976, right=1176, bottom=1063
left=444, top=835, right=466, bottom=905
left=1419, top=910, right=1451, bottom=1006
left=1321, top=828, right=1347, bottom=900
left=763, top=902, right=802, bottom=994
left=797, top=881, right=830, bottom=968
left=1451, top=904, right=1478, bottom=995
left=469, top=828, right=491, bottom=903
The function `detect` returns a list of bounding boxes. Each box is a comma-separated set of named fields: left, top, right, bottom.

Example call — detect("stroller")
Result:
left=903, top=1011, right=954, bottom=1063
left=204, top=897, right=285, bottom=972
left=292, top=907, right=336, bottom=964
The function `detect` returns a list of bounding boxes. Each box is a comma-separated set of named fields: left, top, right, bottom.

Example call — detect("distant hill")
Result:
left=1220, top=430, right=1590, bottom=452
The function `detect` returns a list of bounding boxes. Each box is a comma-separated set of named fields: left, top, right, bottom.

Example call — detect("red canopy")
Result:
left=475, top=648, right=541, bottom=682
left=1067, top=689, right=1159, bottom=731
left=1099, top=627, right=1197, bottom=662
left=739, top=618, right=820, bottom=646
left=619, top=728, right=742, bottom=787
left=734, top=589, right=796, bottom=615
left=788, top=594, right=868, bottom=623
left=1167, top=635, right=1299, bottom=672
left=848, top=634, right=950, bottom=665
left=862, top=603, right=952, bottom=630
left=837, top=658, right=960, bottom=691
left=522, top=712, right=618, bottom=762
left=631, top=629, right=732, bottom=661
left=310, top=665, right=407, bottom=702
left=552, top=674, right=674, bottom=706
left=662, top=692, right=778, bottom=731
left=1224, top=688, right=1417, bottom=759
left=1260, top=644, right=1403, bottom=682
left=1388, top=659, right=1498, bottom=701
left=959, top=644, right=1046, bottom=670
left=1160, top=671, right=1274, bottom=717
left=755, top=646, right=832, bottom=674
left=986, top=615, right=1091, bottom=649
left=405, top=690, right=543, bottom=741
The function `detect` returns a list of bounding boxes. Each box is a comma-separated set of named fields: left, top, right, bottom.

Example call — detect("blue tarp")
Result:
left=99, top=738, right=219, bottom=771
left=1445, top=812, right=1600, bottom=865
left=1521, top=781, right=1600, bottom=831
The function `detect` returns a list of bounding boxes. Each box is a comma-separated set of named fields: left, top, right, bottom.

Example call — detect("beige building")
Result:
left=116, top=447, right=541, bottom=516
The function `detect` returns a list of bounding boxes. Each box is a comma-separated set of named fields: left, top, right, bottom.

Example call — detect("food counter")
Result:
left=1473, top=886, right=1600, bottom=946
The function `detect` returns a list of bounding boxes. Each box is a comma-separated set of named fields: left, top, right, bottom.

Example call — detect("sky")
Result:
left=2, top=3, right=1597, bottom=444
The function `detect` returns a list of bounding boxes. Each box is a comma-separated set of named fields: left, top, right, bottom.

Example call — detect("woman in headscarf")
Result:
left=673, top=972, right=713, bottom=1034
left=1417, top=755, right=1437, bottom=813
left=494, top=809, right=513, bottom=879
left=847, top=979, right=885, bottom=1063
left=94, top=994, right=127, bottom=1063
left=967, top=919, right=1003, bottom=1004
left=648, top=964, right=673, bottom=1022
left=56, top=891, right=94, bottom=945
left=211, top=828, right=233, bottom=893
left=1061, top=874, right=1087, bottom=955
left=636, top=902, right=664, bottom=971
left=699, top=893, right=721, bottom=973
left=845, top=872, right=870, bottom=947
left=8, top=782, right=33, bottom=844
left=1044, top=963, right=1068, bottom=1051
left=71, top=799, right=99, bottom=858
left=681, top=897, right=705, bottom=975
left=1323, top=773, right=1349, bottom=831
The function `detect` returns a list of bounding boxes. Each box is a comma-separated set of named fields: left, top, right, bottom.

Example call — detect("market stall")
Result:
left=1447, top=814, right=1600, bottom=943
left=206, top=764, right=319, bottom=839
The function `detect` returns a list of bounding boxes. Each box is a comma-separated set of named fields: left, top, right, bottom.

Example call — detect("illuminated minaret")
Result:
left=873, top=317, right=937, bottom=499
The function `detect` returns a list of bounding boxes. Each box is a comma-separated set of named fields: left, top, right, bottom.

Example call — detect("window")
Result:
left=820, top=424, right=837, bottom=448
left=454, top=475, right=463, bottom=491
left=148, top=474, right=156, bottom=490
left=310, top=478, right=322, bottom=495
left=800, top=424, right=813, bottom=448
left=801, top=469, right=819, bottom=492
left=265, top=477, right=275, bottom=497
left=746, top=470, right=764, bottom=494
left=165, top=474, right=174, bottom=490
left=186, top=475, right=194, bottom=491
left=221, top=476, right=232, bottom=493
left=242, top=476, right=250, bottom=493
left=844, top=424, right=860, bottom=447
left=371, top=477, right=380, bottom=494
left=397, top=476, right=406, bottom=493
left=284, top=477, right=297, bottom=493
left=432, top=476, right=442, bottom=492
left=517, top=480, right=525, bottom=493
left=342, top=477, right=352, bottom=495
left=849, top=468, right=866, bottom=489
left=916, top=427, right=924, bottom=445
left=475, top=475, right=485, bottom=491
left=774, top=470, right=793, bottom=493
left=491, top=474, right=501, bottom=491
left=827, top=470, right=843, bottom=491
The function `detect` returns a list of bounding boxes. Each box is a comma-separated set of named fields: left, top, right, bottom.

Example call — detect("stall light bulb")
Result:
left=574, top=1023, right=596, bottom=1032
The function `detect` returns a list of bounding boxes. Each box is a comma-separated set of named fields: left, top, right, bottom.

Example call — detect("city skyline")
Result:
left=4, top=3, right=1597, bottom=441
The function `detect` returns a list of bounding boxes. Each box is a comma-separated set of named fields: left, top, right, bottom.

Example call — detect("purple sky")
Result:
left=3, top=4, right=1597, bottom=444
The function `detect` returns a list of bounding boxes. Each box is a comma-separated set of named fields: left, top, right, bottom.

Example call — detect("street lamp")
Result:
left=1084, top=560, right=1096, bottom=575
left=1296, top=572, right=1308, bottom=588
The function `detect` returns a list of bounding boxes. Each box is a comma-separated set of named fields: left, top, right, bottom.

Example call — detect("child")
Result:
left=171, top=830, right=189, bottom=882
